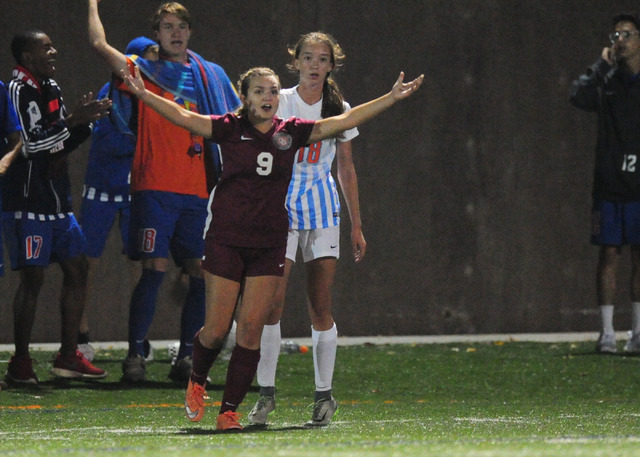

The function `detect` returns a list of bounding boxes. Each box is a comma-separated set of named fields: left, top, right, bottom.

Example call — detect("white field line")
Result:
left=3, top=422, right=640, bottom=446
left=453, top=417, right=532, bottom=424
left=546, top=436, right=640, bottom=444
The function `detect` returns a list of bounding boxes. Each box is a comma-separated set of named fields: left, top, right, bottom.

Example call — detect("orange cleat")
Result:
left=216, top=410, right=243, bottom=430
left=185, top=379, right=207, bottom=422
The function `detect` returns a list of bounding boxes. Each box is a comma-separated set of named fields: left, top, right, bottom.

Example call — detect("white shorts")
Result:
left=286, top=225, right=340, bottom=263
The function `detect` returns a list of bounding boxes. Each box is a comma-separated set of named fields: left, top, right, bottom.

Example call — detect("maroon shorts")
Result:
left=202, top=242, right=286, bottom=282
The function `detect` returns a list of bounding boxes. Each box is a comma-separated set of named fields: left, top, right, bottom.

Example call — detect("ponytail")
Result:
left=321, top=77, right=345, bottom=118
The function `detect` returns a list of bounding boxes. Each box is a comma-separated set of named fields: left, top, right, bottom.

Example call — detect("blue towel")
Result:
left=109, top=37, right=158, bottom=138
left=132, top=52, right=241, bottom=182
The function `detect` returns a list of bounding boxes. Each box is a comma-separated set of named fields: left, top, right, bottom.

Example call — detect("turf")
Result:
left=0, top=340, right=639, bottom=456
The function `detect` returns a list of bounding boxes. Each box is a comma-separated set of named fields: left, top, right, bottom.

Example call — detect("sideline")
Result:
left=0, top=331, right=614, bottom=353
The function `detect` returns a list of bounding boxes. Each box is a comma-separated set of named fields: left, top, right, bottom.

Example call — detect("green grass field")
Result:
left=1, top=340, right=639, bottom=457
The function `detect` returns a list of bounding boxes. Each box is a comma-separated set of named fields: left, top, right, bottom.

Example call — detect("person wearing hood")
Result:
left=77, top=36, right=159, bottom=363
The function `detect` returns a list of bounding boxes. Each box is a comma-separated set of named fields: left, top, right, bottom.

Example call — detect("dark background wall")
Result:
left=0, top=0, right=634, bottom=343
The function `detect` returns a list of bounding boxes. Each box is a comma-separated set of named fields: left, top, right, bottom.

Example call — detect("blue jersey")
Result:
left=0, top=80, right=22, bottom=209
left=0, top=80, right=22, bottom=275
left=0, top=80, right=21, bottom=154
left=277, top=86, right=358, bottom=230
left=83, top=82, right=135, bottom=199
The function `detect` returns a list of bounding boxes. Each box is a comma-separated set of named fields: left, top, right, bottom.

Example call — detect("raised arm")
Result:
left=569, top=51, right=613, bottom=112
left=308, top=72, right=424, bottom=144
left=122, top=66, right=213, bottom=138
left=88, top=0, right=128, bottom=74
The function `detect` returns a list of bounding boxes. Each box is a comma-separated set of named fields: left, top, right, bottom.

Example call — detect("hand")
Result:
left=68, top=92, right=112, bottom=127
left=351, top=229, right=367, bottom=263
left=602, top=47, right=616, bottom=65
left=390, top=72, right=424, bottom=101
left=121, top=66, right=147, bottom=99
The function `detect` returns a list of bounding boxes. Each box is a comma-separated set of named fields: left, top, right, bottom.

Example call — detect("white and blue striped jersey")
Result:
left=277, top=86, right=359, bottom=230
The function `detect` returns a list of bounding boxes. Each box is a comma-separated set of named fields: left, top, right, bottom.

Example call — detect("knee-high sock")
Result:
left=178, top=276, right=206, bottom=360
left=190, top=332, right=222, bottom=385
left=600, top=304, right=614, bottom=334
left=220, top=344, right=261, bottom=413
left=256, top=322, right=281, bottom=388
left=312, top=323, right=337, bottom=392
left=128, top=269, right=165, bottom=356
left=632, top=303, right=640, bottom=334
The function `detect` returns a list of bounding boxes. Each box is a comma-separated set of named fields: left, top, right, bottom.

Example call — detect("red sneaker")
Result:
left=5, top=355, right=39, bottom=385
left=185, top=379, right=207, bottom=422
left=217, top=411, right=243, bottom=431
left=50, top=350, right=107, bottom=379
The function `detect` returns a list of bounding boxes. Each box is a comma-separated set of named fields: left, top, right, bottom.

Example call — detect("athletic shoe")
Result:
left=143, top=339, right=154, bottom=361
left=50, top=350, right=107, bottom=379
left=217, top=411, right=243, bottom=430
left=122, top=354, right=146, bottom=383
left=624, top=332, right=640, bottom=354
left=595, top=333, right=617, bottom=354
left=5, top=355, right=39, bottom=385
left=168, top=355, right=193, bottom=382
left=305, top=397, right=338, bottom=426
left=0, top=379, right=8, bottom=390
left=248, top=395, right=276, bottom=425
left=185, top=379, right=207, bottom=422
left=77, top=343, right=96, bottom=363
left=168, top=342, right=179, bottom=359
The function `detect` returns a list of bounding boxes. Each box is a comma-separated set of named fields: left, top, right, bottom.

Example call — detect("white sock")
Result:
left=600, top=305, right=615, bottom=335
left=312, top=323, right=337, bottom=392
left=256, top=322, right=281, bottom=388
left=222, top=320, right=237, bottom=351
left=632, top=303, right=640, bottom=334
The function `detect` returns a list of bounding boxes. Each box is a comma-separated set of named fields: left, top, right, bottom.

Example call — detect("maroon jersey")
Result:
left=206, top=113, right=315, bottom=248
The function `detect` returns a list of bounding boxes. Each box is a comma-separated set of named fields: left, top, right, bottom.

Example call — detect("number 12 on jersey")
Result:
left=623, top=154, right=637, bottom=172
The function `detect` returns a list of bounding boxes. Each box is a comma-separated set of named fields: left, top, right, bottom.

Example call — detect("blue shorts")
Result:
left=2, top=214, right=18, bottom=273
left=128, top=190, right=208, bottom=263
left=0, top=211, right=10, bottom=276
left=591, top=199, right=640, bottom=245
left=6, top=212, right=87, bottom=269
left=0, top=227, right=3, bottom=276
left=80, top=196, right=131, bottom=258
left=202, top=242, right=286, bottom=282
